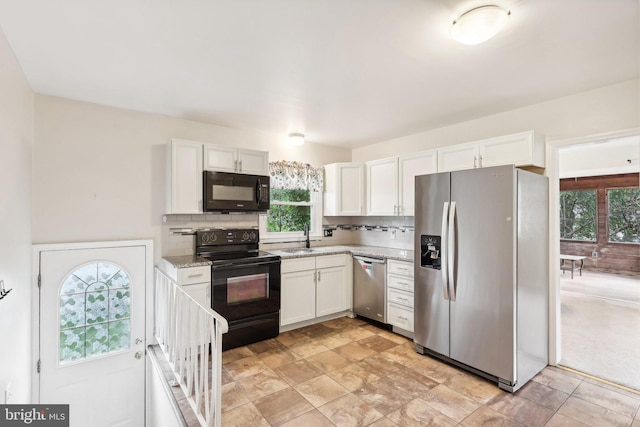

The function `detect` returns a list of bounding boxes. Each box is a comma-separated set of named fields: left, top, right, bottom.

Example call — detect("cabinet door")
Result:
left=203, top=144, right=237, bottom=173
left=366, top=157, right=398, bottom=215
left=479, top=131, right=544, bottom=168
left=437, top=143, right=478, bottom=172
left=182, top=282, right=211, bottom=309
left=167, top=139, right=203, bottom=214
left=237, top=149, right=269, bottom=175
left=316, top=266, right=347, bottom=317
left=281, top=270, right=316, bottom=326
left=324, top=163, right=364, bottom=216
left=387, top=303, right=414, bottom=332
left=398, top=151, right=438, bottom=216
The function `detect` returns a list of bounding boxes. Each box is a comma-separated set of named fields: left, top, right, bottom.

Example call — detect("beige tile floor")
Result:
left=220, top=317, right=640, bottom=426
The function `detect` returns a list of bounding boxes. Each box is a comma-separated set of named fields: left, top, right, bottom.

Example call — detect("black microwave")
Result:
left=203, top=171, right=270, bottom=212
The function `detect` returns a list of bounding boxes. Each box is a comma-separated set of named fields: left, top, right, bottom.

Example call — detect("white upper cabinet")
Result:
left=398, top=150, right=438, bottom=216
left=364, top=151, right=437, bottom=216
left=438, top=142, right=478, bottom=172
left=238, top=148, right=270, bottom=175
left=166, top=139, right=203, bottom=214
left=478, top=131, right=545, bottom=168
left=324, top=163, right=365, bottom=216
left=204, top=143, right=269, bottom=175
left=438, top=131, right=545, bottom=172
left=366, top=157, right=398, bottom=216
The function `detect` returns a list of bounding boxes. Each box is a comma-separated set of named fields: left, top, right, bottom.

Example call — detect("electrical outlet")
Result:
left=592, top=251, right=598, bottom=257
left=323, top=229, right=333, bottom=237
left=390, top=229, right=396, bottom=240
left=5, top=382, right=12, bottom=404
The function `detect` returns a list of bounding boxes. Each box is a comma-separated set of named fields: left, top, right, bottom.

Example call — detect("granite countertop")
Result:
left=161, top=254, right=212, bottom=268
left=161, top=245, right=413, bottom=269
left=266, top=245, right=414, bottom=263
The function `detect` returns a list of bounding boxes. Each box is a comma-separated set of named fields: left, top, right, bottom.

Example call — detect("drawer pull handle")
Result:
left=397, top=316, right=408, bottom=321
left=187, top=273, right=204, bottom=278
left=397, top=297, right=408, bottom=301
left=396, top=282, right=409, bottom=286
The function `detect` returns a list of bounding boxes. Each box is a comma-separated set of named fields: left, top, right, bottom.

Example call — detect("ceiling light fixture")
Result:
left=288, top=132, right=305, bottom=146
left=451, top=5, right=511, bottom=45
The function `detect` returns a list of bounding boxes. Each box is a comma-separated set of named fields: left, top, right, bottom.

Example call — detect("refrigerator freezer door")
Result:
left=449, top=165, right=516, bottom=383
left=414, top=172, right=451, bottom=357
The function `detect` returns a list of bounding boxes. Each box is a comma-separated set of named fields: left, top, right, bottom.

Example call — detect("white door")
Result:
left=38, top=244, right=147, bottom=427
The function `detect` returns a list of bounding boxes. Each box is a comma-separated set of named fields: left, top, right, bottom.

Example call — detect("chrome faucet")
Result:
left=304, top=223, right=310, bottom=248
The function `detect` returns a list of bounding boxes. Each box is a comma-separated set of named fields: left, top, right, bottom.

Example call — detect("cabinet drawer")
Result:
left=282, top=257, right=316, bottom=273
left=387, top=288, right=414, bottom=308
left=387, top=274, right=413, bottom=293
left=177, top=266, right=211, bottom=285
left=387, top=259, right=413, bottom=277
left=315, top=254, right=346, bottom=269
left=387, top=303, right=414, bottom=332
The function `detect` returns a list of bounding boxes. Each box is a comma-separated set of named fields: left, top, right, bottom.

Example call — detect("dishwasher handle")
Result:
left=353, top=256, right=385, bottom=264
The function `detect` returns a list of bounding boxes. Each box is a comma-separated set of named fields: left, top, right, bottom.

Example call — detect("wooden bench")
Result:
left=560, top=254, right=586, bottom=279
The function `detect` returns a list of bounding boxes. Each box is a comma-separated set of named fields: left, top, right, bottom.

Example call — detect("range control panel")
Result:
left=196, top=228, right=259, bottom=246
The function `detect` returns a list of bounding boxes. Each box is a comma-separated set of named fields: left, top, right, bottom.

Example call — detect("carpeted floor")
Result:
left=560, top=270, right=640, bottom=391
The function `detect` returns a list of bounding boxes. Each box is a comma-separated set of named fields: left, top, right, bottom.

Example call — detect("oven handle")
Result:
left=211, top=260, right=280, bottom=270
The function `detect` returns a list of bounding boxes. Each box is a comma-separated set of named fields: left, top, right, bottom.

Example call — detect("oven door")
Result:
left=211, top=259, right=280, bottom=322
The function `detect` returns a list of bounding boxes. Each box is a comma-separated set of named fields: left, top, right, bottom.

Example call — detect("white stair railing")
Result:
left=154, top=267, right=229, bottom=427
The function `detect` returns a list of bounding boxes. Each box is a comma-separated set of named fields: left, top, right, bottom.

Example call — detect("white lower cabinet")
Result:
left=182, top=282, right=211, bottom=308
left=157, top=260, right=211, bottom=308
left=176, top=266, right=211, bottom=308
left=316, top=265, right=347, bottom=317
left=281, top=270, right=316, bottom=325
left=386, top=259, right=414, bottom=336
left=280, top=254, right=351, bottom=327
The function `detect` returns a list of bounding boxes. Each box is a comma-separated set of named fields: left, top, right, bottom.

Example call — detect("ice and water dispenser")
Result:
left=420, top=235, right=441, bottom=269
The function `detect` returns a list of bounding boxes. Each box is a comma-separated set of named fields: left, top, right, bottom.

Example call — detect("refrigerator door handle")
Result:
left=441, top=202, right=450, bottom=300
left=448, top=201, right=457, bottom=301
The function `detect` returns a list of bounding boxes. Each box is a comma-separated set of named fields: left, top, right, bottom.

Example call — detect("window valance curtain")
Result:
left=269, top=161, right=324, bottom=192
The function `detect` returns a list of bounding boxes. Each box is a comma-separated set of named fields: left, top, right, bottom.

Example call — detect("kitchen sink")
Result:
left=279, top=248, right=318, bottom=254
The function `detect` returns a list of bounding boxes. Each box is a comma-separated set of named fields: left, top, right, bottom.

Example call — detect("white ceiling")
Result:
left=0, top=0, right=637, bottom=148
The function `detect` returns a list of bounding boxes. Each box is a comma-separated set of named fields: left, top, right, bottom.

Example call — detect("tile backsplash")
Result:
left=162, top=213, right=415, bottom=257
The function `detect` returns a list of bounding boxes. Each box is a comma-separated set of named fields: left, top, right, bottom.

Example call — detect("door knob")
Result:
left=135, top=351, right=143, bottom=359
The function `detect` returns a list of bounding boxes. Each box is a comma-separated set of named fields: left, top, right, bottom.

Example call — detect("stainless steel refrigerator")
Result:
left=414, top=164, right=548, bottom=392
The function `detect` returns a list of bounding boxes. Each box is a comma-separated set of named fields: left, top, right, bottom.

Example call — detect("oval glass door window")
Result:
left=59, top=262, right=131, bottom=364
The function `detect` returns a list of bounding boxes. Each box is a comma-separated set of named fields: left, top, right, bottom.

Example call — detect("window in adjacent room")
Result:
left=607, top=187, right=640, bottom=243
left=259, top=161, right=323, bottom=242
left=559, top=189, right=597, bottom=241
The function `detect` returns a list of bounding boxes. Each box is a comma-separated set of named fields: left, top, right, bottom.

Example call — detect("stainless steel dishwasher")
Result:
left=353, top=256, right=386, bottom=323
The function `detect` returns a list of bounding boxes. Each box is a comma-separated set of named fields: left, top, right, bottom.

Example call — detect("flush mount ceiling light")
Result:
left=288, top=132, right=305, bottom=146
left=451, top=5, right=511, bottom=45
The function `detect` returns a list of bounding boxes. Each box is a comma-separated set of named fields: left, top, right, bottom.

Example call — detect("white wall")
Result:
left=352, top=79, right=639, bottom=162
left=0, top=27, right=34, bottom=403
left=32, top=96, right=352, bottom=261
left=559, top=135, right=640, bottom=178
